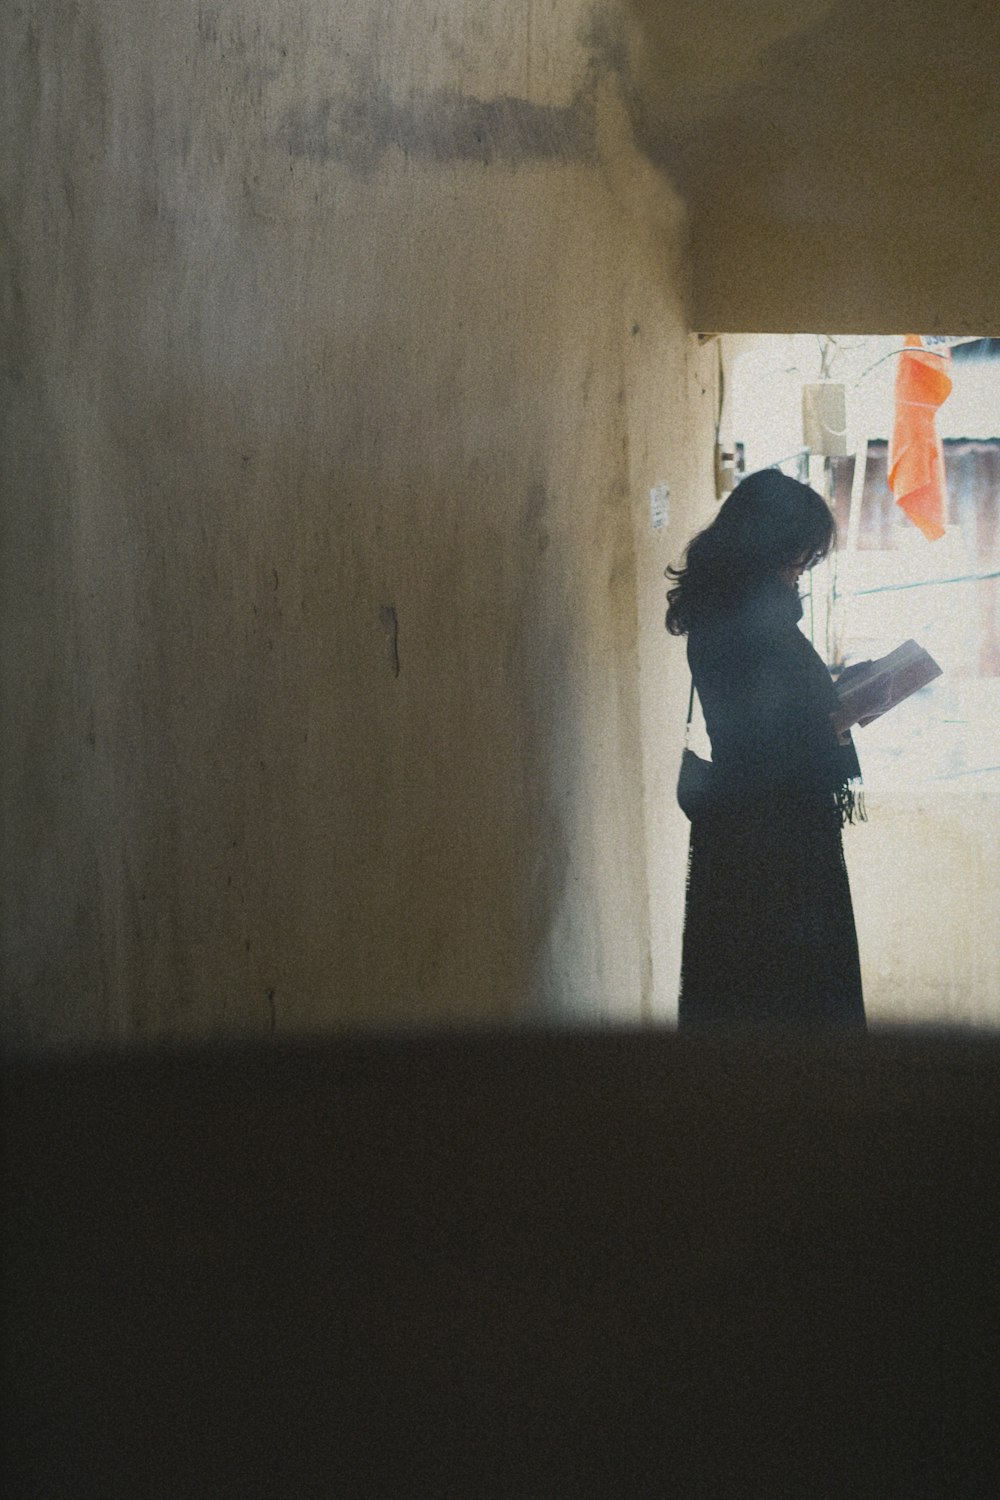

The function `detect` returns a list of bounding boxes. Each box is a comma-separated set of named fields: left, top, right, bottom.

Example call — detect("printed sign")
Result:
left=650, top=484, right=670, bottom=531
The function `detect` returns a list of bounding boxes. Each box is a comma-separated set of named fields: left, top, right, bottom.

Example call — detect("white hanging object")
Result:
left=802, top=381, right=851, bottom=457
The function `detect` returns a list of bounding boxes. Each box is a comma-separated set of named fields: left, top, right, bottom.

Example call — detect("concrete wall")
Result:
left=8, top=1, right=996, bottom=1051
left=622, top=0, right=1000, bottom=333
left=847, top=791, right=1000, bottom=1028
left=2, top=2, right=716, bottom=1048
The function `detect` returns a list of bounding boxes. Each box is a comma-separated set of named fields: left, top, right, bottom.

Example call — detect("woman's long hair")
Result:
left=665, top=470, right=836, bottom=636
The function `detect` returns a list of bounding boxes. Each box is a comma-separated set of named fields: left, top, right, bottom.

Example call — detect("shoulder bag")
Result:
left=676, top=676, right=715, bottom=820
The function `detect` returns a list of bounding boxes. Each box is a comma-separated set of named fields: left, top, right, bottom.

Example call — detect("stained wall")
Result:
left=2, top=2, right=715, bottom=1047
left=7, top=0, right=998, bottom=1051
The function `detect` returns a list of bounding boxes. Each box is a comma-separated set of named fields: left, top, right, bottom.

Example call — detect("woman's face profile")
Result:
left=780, top=554, right=811, bottom=588
left=780, top=545, right=826, bottom=588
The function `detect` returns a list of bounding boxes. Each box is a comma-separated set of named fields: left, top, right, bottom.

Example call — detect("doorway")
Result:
left=724, top=334, right=1000, bottom=1026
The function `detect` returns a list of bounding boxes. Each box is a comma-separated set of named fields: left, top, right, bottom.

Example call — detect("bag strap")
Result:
left=684, top=675, right=696, bottom=747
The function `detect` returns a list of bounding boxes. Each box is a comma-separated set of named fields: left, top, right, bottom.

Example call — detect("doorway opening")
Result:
left=721, top=333, right=1000, bottom=1028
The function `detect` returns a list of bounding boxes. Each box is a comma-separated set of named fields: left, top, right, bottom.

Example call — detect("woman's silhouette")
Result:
left=667, top=470, right=866, bottom=1029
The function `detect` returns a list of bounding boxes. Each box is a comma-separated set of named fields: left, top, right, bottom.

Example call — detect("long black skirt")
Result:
left=679, top=799, right=865, bottom=1030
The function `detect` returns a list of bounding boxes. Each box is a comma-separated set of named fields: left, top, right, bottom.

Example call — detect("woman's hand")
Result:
left=831, top=659, right=873, bottom=737
left=834, top=659, right=873, bottom=686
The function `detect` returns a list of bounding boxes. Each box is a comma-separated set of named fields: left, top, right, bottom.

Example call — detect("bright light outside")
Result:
left=726, top=334, right=1000, bottom=1026
left=729, top=333, right=1000, bottom=800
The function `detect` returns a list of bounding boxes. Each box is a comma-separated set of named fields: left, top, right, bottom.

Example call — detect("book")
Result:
left=834, top=639, right=942, bottom=729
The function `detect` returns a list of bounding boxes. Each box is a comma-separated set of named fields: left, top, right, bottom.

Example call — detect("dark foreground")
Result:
left=4, top=1026, right=1000, bottom=1497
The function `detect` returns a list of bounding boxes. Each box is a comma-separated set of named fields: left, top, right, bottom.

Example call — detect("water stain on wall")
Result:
left=279, top=84, right=598, bottom=174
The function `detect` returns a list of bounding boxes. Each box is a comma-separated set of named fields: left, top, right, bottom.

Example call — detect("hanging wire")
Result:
left=817, top=335, right=834, bottom=379
left=767, top=448, right=813, bottom=472
left=843, top=569, right=1000, bottom=598
left=853, top=344, right=950, bottom=386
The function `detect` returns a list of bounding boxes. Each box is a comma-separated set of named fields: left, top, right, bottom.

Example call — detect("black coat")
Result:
left=679, top=582, right=865, bottom=1029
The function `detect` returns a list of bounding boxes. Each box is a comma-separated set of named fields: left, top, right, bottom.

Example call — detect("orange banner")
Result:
left=887, top=335, right=952, bottom=541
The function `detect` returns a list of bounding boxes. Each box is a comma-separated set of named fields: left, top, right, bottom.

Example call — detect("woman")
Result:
left=666, top=470, right=866, bottom=1029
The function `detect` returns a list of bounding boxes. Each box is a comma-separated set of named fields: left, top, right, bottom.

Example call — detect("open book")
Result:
left=834, top=639, right=942, bottom=729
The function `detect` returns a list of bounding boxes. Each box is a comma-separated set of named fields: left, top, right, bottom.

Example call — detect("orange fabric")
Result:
left=887, top=335, right=952, bottom=541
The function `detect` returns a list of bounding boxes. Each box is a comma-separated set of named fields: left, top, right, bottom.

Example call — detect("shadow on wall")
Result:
left=620, top=0, right=1000, bottom=331
left=619, top=0, right=837, bottom=136
left=2, top=444, right=573, bottom=1046
left=2, top=0, right=691, bottom=1048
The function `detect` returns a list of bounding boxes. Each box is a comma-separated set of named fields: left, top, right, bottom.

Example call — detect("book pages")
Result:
left=835, top=639, right=942, bottom=728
